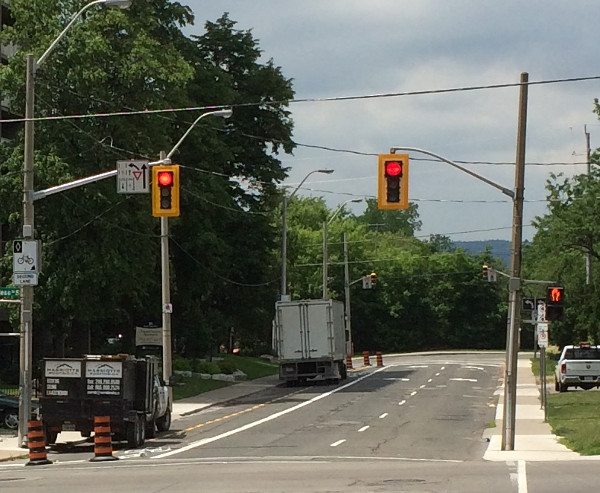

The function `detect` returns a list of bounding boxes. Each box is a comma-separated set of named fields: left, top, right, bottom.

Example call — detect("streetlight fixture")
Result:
left=280, top=169, right=334, bottom=301
left=322, top=198, right=363, bottom=299
left=18, top=0, right=132, bottom=447
left=157, top=108, right=233, bottom=402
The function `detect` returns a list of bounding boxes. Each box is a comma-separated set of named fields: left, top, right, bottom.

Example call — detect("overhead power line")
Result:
left=3, top=74, right=600, bottom=124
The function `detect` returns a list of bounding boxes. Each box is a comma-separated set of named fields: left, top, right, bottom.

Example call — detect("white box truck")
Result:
left=274, top=299, right=347, bottom=385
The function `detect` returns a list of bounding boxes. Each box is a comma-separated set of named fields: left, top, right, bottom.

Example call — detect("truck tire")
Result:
left=127, top=415, right=145, bottom=448
left=156, top=408, right=171, bottom=432
left=46, top=429, right=58, bottom=445
left=558, top=382, right=567, bottom=393
left=146, top=417, right=156, bottom=439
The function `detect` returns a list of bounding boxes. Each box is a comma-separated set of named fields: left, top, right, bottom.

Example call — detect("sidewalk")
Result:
left=483, top=352, right=596, bottom=462
left=0, top=356, right=593, bottom=463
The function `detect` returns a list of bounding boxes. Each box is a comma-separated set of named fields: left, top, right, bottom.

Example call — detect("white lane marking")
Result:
left=155, top=365, right=390, bottom=458
left=441, top=366, right=446, bottom=370
left=409, top=365, right=428, bottom=368
left=435, top=372, right=441, bottom=376
left=398, top=400, right=406, bottom=406
left=420, top=384, right=426, bottom=389
left=358, top=425, right=370, bottom=432
left=384, top=377, right=410, bottom=381
left=410, top=391, right=417, bottom=396
left=379, top=413, right=388, bottom=419
left=463, top=366, right=485, bottom=371
left=427, top=378, right=433, bottom=383
left=330, top=439, right=346, bottom=447
left=518, top=460, right=528, bottom=493
left=450, top=378, right=478, bottom=382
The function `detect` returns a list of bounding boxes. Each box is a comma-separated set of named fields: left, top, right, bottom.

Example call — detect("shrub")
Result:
left=192, top=359, right=220, bottom=374
left=218, top=359, right=236, bottom=375
left=172, top=356, right=192, bottom=372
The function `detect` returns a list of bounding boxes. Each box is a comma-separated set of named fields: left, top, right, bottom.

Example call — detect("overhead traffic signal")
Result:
left=370, top=272, right=377, bottom=286
left=377, top=154, right=409, bottom=210
left=152, top=165, right=180, bottom=217
left=546, top=286, right=564, bottom=321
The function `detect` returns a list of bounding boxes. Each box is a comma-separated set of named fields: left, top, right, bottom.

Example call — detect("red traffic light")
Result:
left=157, top=171, right=174, bottom=187
left=385, top=161, right=402, bottom=177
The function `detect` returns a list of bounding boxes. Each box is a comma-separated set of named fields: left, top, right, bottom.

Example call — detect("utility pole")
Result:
left=502, top=72, right=529, bottom=451
left=585, top=125, right=591, bottom=285
left=343, top=232, right=352, bottom=356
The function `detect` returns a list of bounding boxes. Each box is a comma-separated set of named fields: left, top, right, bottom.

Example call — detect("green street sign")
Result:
left=0, top=287, right=19, bottom=299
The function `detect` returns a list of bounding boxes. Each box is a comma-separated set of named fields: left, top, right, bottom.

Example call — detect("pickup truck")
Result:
left=554, top=343, right=600, bottom=392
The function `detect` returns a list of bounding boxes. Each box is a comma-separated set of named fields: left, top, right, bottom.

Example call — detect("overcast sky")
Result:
left=184, top=0, right=600, bottom=241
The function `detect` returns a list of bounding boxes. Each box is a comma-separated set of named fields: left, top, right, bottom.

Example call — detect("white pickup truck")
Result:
left=554, top=343, right=600, bottom=392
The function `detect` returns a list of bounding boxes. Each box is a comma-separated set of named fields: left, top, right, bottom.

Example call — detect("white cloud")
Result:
left=186, top=0, right=600, bottom=240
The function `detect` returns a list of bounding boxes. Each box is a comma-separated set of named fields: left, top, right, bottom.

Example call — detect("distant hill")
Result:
left=453, top=239, right=511, bottom=266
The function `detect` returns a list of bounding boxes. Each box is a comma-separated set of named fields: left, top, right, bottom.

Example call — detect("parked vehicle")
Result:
left=554, top=343, right=600, bottom=392
left=0, top=390, right=39, bottom=430
left=274, top=299, right=347, bottom=385
left=0, top=391, right=19, bottom=430
left=39, top=354, right=170, bottom=447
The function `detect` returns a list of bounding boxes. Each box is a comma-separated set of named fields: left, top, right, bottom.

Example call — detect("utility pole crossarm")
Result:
left=390, top=146, right=515, bottom=199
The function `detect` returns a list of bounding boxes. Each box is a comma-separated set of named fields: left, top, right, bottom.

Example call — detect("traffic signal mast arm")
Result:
left=389, top=147, right=514, bottom=199
left=486, top=265, right=558, bottom=285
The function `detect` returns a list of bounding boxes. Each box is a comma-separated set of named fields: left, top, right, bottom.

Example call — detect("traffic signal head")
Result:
left=152, top=165, right=180, bottom=217
left=370, top=272, right=377, bottom=286
left=483, top=264, right=489, bottom=278
left=377, top=154, right=409, bottom=210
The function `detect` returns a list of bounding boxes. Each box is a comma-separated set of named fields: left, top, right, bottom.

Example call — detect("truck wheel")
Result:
left=146, top=417, right=156, bottom=439
left=156, top=408, right=171, bottom=432
left=46, top=430, right=58, bottom=445
left=127, top=416, right=145, bottom=448
left=558, top=382, right=567, bottom=393
left=339, top=362, right=347, bottom=380
left=554, top=379, right=559, bottom=392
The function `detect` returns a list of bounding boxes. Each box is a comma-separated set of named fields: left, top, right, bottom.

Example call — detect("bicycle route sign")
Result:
left=13, top=239, right=39, bottom=286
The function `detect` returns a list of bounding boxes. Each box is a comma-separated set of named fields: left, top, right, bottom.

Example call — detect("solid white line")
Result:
left=330, top=440, right=346, bottom=447
left=379, top=413, right=388, bottom=419
left=398, top=400, right=406, bottom=406
left=518, top=460, right=528, bottom=493
left=358, top=425, right=370, bottom=432
left=155, top=365, right=390, bottom=459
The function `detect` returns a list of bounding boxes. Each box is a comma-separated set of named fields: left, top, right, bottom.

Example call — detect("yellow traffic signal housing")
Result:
left=152, top=165, right=180, bottom=217
left=377, top=154, right=409, bottom=210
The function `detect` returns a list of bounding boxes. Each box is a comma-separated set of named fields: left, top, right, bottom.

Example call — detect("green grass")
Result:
left=530, top=354, right=557, bottom=381
left=172, top=355, right=278, bottom=401
left=546, top=391, right=600, bottom=455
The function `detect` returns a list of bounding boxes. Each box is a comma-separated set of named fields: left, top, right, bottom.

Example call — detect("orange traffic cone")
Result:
left=90, top=416, right=119, bottom=462
left=346, top=354, right=353, bottom=370
left=376, top=351, right=384, bottom=367
left=26, top=419, right=52, bottom=466
left=362, top=351, right=371, bottom=366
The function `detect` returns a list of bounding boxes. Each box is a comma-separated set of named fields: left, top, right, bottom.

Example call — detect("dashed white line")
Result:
left=435, top=372, right=441, bottom=376
left=420, top=384, right=426, bottom=389
left=398, top=400, right=406, bottom=406
left=427, top=378, right=433, bottom=383
left=358, top=425, right=370, bottom=432
left=410, top=391, right=417, bottom=396
left=379, top=413, right=388, bottom=419
left=330, top=439, right=346, bottom=447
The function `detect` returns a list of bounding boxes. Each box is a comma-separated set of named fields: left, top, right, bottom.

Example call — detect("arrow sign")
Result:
left=117, top=160, right=150, bottom=194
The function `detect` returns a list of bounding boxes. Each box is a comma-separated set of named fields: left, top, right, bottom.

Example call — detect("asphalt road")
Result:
left=1, top=352, right=600, bottom=492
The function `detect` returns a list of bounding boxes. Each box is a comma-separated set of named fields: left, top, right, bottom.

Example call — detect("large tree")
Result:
left=0, top=2, right=294, bottom=358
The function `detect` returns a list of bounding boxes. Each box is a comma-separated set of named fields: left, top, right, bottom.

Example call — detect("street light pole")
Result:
left=280, top=169, right=334, bottom=300
left=158, top=108, right=232, bottom=404
left=322, top=199, right=362, bottom=299
left=17, top=0, right=132, bottom=448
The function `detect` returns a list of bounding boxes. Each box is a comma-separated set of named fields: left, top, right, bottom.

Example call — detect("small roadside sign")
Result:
left=13, top=240, right=39, bottom=274
left=117, top=160, right=150, bottom=194
left=13, top=273, right=38, bottom=286
left=0, top=287, right=19, bottom=299
left=537, top=322, right=549, bottom=348
left=522, top=297, right=535, bottom=311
